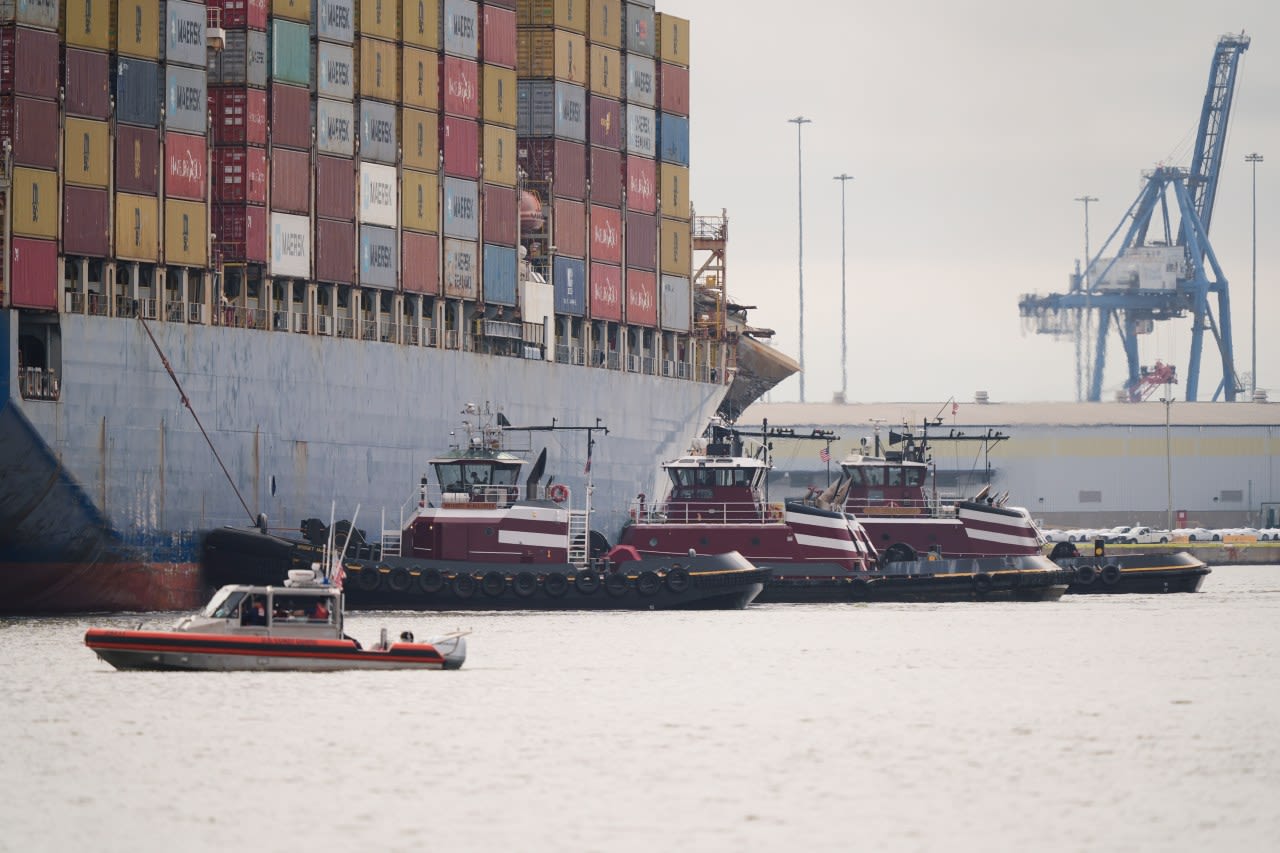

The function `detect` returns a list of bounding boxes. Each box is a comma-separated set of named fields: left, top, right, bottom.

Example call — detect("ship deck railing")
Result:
left=631, top=499, right=787, bottom=526
left=18, top=366, right=60, bottom=402
left=841, top=496, right=957, bottom=518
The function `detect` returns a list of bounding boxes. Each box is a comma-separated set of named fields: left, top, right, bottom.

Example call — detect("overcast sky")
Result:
left=658, top=0, right=1279, bottom=404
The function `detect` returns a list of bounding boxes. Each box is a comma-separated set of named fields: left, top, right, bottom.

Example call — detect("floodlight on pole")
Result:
left=1246, top=153, right=1263, bottom=393
left=834, top=173, right=854, bottom=401
left=788, top=116, right=811, bottom=402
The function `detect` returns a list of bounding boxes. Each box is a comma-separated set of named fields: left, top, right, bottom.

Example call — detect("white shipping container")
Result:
left=443, top=237, right=479, bottom=298
left=442, top=0, right=478, bottom=59
left=271, top=212, right=312, bottom=278
left=625, top=54, right=655, bottom=107
left=313, top=0, right=355, bottom=44
left=359, top=162, right=398, bottom=226
left=660, top=274, right=691, bottom=331
left=315, top=98, right=355, bottom=156
left=626, top=104, right=655, bottom=158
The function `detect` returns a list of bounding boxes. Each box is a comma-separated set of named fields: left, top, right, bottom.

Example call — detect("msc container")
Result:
left=588, top=95, right=620, bottom=148
left=482, top=65, right=516, bottom=128
left=272, top=0, right=311, bottom=23
left=115, top=0, right=161, bottom=58
left=210, top=29, right=268, bottom=87
left=358, top=98, right=399, bottom=164
left=401, top=107, right=438, bottom=171
left=623, top=2, right=653, bottom=56
left=552, top=198, right=585, bottom=258
left=625, top=267, right=656, bottom=326
left=655, top=12, right=689, bottom=66
left=359, top=224, right=397, bottom=288
left=442, top=55, right=478, bottom=117
left=552, top=256, right=585, bottom=315
left=208, top=0, right=269, bottom=31
left=402, top=230, right=439, bottom=293
left=212, top=87, right=268, bottom=145
left=625, top=210, right=655, bottom=270
left=115, top=125, right=161, bottom=194
left=315, top=97, right=356, bottom=156
left=1, top=26, right=59, bottom=97
left=660, top=273, right=690, bottom=331
left=165, top=199, right=209, bottom=267
left=271, top=147, right=312, bottom=213
left=590, top=205, right=622, bottom=264
left=657, top=62, right=688, bottom=116
left=657, top=112, right=689, bottom=165
left=625, top=154, right=655, bottom=212
left=659, top=163, right=689, bottom=219
left=516, top=137, right=585, bottom=199
left=625, top=104, right=655, bottom=158
left=587, top=0, right=621, bottom=48
left=164, top=1, right=208, bottom=68
left=442, top=237, right=477, bottom=298
left=8, top=237, right=57, bottom=310
left=214, top=202, right=269, bottom=262
left=357, top=35, right=400, bottom=102
left=659, top=216, right=690, bottom=276
left=358, top=0, right=397, bottom=40
left=64, top=48, right=110, bottom=118
left=518, top=28, right=586, bottom=84
left=115, top=57, right=161, bottom=127
left=114, top=192, right=161, bottom=261
left=442, top=176, right=478, bottom=240
left=401, top=167, right=439, bottom=233
left=270, top=19, right=311, bottom=86
left=482, top=244, right=517, bottom=305
left=588, top=261, right=621, bottom=321
left=2, top=95, right=58, bottom=170
left=165, top=66, right=208, bottom=134
left=271, top=83, right=311, bottom=150
left=481, top=5, right=515, bottom=68
left=316, top=153, right=356, bottom=218
left=588, top=45, right=620, bottom=98
left=313, top=41, right=354, bottom=100
left=62, top=185, right=110, bottom=257
left=270, top=211, right=312, bottom=278
left=401, top=46, right=439, bottom=110
left=441, top=0, right=477, bottom=59
left=214, top=146, right=268, bottom=204
left=481, top=184, right=516, bottom=246
left=522, top=0, right=586, bottom=32
left=441, top=115, right=479, bottom=178
left=314, top=217, right=355, bottom=284
left=313, top=0, right=355, bottom=43
left=359, top=161, right=398, bottom=226
left=516, top=80, right=585, bottom=141
left=588, top=146, right=621, bottom=206
left=482, top=124, right=516, bottom=187
left=401, top=0, right=439, bottom=50
left=62, top=0, right=111, bottom=50
left=165, top=131, right=207, bottom=201
left=624, top=54, right=654, bottom=107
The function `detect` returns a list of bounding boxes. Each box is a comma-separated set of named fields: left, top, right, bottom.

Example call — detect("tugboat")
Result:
left=616, top=422, right=1071, bottom=603
left=202, top=406, right=768, bottom=611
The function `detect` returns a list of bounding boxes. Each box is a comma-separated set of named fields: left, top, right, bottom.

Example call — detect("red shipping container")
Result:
left=482, top=184, right=518, bottom=246
left=481, top=6, right=517, bottom=68
left=8, top=237, right=57, bottom=310
left=442, top=116, right=480, bottom=179
left=115, top=125, right=162, bottom=194
left=62, top=186, right=110, bottom=257
left=315, top=218, right=355, bottom=285
left=517, top=137, right=585, bottom=200
left=0, top=96, right=57, bottom=169
left=0, top=27, right=58, bottom=98
left=590, top=205, right=622, bottom=264
left=315, top=154, right=355, bottom=219
left=214, top=203, right=268, bottom=263
left=443, top=56, right=480, bottom=118
left=64, top=48, right=111, bottom=118
left=589, top=261, right=622, bottom=322
left=270, top=83, right=311, bottom=151
left=211, top=87, right=268, bottom=145
left=588, top=95, right=621, bottom=149
left=589, top=146, right=621, bottom=206
left=553, top=198, right=586, bottom=258
left=166, top=132, right=208, bottom=201
left=625, top=268, right=658, bottom=327
left=402, top=231, right=440, bottom=294
left=625, top=211, right=656, bottom=270
left=213, top=146, right=268, bottom=204
left=626, top=155, right=656, bottom=213
left=658, top=62, right=689, bottom=116
left=208, top=0, right=269, bottom=30
left=270, top=147, right=311, bottom=214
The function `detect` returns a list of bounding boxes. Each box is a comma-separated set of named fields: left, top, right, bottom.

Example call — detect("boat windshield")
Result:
left=435, top=462, right=519, bottom=493
left=203, top=588, right=246, bottom=619
left=670, top=467, right=756, bottom=489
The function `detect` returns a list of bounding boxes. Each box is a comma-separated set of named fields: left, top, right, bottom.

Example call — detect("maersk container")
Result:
left=626, top=267, right=657, bottom=327
left=658, top=62, right=688, bottom=116
left=359, top=224, right=397, bottom=288
left=401, top=46, right=438, bottom=109
left=115, top=58, right=161, bottom=127
left=116, top=0, right=161, bottom=58
left=443, top=176, right=478, bottom=240
left=1, top=26, right=58, bottom=97
left=315, top=217, right=355, bottom=284
left=588, top=0, right=621, bottom=48
left=358, top=0, right=398, bottom=40
left=552, top=256, right=585, bottom=315
left=401, top=0, right=439, bottom=50
left=442, top=55, right=478, bottom=117
left=357, top=35, right=400, bottom=103
left=589, top=261, right=622, bottom=322
left=64, top=48, right=110, bottom=118
left=659, top=162, right=689, bottom=219
left=402, top=231, right=439, bottom=294
left=214, top=202, right=269, bottom=262
left=165, top=66, right=208, bottom=134
left=588, top=146, right=621, bottom=206
left=270, top=19, right=311, bottom=86
left=359, top=98, right=398, bottom=164
left=313, top=0, right=355, bottom=43
left=212, top=87, right=268, bottom=145
left=313, top=41, right=354, bottom=100
left=655, top=12, right=689, bottom=66
left=624, top=54, right=654, bottom=107
left=516, top=137, right=584, bottom=199
left=623, top=2, right=654, bottom=56
left=660, top=216, right=690, bottom=276
left=481, top=184, right=517, bottom=246
left=482, top=65, right=516, bottom=128
left=315, top=97, right=355, bottom=156
left=442, top=115, right=479, bottom=178
left=270, top=211, right=312, bottom=278
left=519, top=28, right=586, bottom=85
left=441, top=0, right=477, bottom=59
left=165, top=131, right=207, bottom=201
left=660, top=273, right=691, bottom=331
left=625, top=210, right=655, bottom=270
left=658, top=112, right=689, bottom=166
left=443, top=237, right=478, bottom=298
left=483, top=124, right=516, bottom=187
left=2, top=95, right=58, bottom=170
left=483, top=244, right=517, bottom=305
left=164, top=1, right=208, bottom=68
left=61, top=186, right=109, bottom=257
left=272, top=0, right=311, bottom=23
left=481, top=5, right=515, bottom=68
left=208, top=0, right=269, bottom=31
left=8, top=238, right=57, bottom=311
left=552, top=198, right=585, bottom=258
left=115, top=125, right=161, bottom=194
left=401, top=107, right=438, bottom=172
left=521, top=0, right=585, bottom=32
left=590, top=205, right=622, bottom=264
left=359, top=161, right=398, bottom=226
left=401, top=168, right=439, bottom=233
left=271, top=147, right=312, bottom=213
left=165, top=199, right=209, bottom=267
left=0, top=0, right=58, bottom=29
left=516, top=79, right=585, bottom=141
left=625, top=104, right=655, bottom=158
left=62, top=0, right=111, bottom=50
left=316, top=154, right=356, bottom=218
left=588, top=95, right=620, bottom=148
left=114, top=192, right=161, bottom=261
left=215, top=146, right=268, bottom=204
left=589, top=45, right=620, bottom=99
left=625, top=154, right=655, bottom=213
left=210, top=29, right=268, bottom=87
left=272, top=83, right=312, bottom=150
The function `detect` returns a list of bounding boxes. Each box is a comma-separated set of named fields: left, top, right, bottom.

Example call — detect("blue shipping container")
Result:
left=359, top=225, right=398, bottom=289
left=483, top=244, right=517, bottom=306
left=443, top=177, right=479, bottom=240
left=359, top=99, right=398, bottom=164
left=165, top=66, right=208, bottom=133
left=115, top=58, right=161, bottom=127
left=553, top=256, right=586, bottom=316
left=658, top=113, right=689, bottom=166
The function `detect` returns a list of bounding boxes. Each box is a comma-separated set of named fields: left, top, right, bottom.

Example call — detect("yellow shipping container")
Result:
left=272, top=0, right=311, bottom=23
left=358, top=0, right=399, bottom=41
left=359, top=37, right=401, bottom=102
left=660, top=216, right=691, bottom=276
left=483, top=125, right=517, bottom=188
left=588, top=44, right=620, bottom=97
left=115, top=0, right=161, bottom=59
left=482, top=65, right=517, bottom=128
left=62, top=0, right=113, bottom=50
left=519, top=29, right=586, bottom=84
left=522, top=0, right=586, bottom=33
left=401, top=108, right=439, bottom=172
left=401, top=0, right=439, bottom=49
left=659, top=164, right=690, bottom=219
left=164, top=200, right=208, bottom=267
left=400, top=169, right=439, bottom=233
left=656, top=13, right=690, bottom=67
left=11, top=168, right=58, bottom=239
left=63, top=118, right=112, bottom=189
left=115, top=193, right=160, bottom=262
left=401, top=46, right=440, bottom=109
left=587, top=0, right=621, bottom=48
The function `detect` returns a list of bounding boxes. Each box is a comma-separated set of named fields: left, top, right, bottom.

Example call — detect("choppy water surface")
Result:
left=2, top=565, right=1278, bottom=852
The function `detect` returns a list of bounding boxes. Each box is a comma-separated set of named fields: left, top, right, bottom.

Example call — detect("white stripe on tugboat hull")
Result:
left=964, top=527, right=1041, bottom=547
left=792, top=532, right=863, bottom=553
left=497, top=530, right=569, bottom=549
left=784, top=511, right=852, bottom=531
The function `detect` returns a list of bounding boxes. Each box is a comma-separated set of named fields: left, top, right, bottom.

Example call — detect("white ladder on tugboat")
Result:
left=380, top=507, right=402, bottom=559
left=568, top=509, right=589, bottom=569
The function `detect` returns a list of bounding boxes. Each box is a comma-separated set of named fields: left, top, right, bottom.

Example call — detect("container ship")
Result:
left=0, top=0, right=792, bottom=613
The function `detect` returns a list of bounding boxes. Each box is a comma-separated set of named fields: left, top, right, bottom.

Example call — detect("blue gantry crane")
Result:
left=1019, top=33, right=1251, bottom=402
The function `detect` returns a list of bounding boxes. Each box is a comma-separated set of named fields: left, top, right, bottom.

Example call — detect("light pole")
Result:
left=788, top=116, right=811, bottom=402
left=1160, top=396, right=1173, bottom=532
left=834, top=173, right=854, bottom=401
left=1246, top=153, right=1263, bottom=393
left=1075, top=195, right=1098, bottom=402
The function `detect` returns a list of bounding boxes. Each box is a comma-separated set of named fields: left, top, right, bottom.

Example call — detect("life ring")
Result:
left=604, top=571, right=629, bottom=597
left=544, top=571, right=569, bottom=597
left=637, top=570, right=661, bottom=596
left=548, top=483, right=569, bottom=503
left=482, top=570, right=507, bottom=597
left=419, top=568, right=444, bottom=594
left=575, top=570, right=600, bottom=594
left=513, top=571, right=538, bottom=597
left=665, top=567, right=691, bottom=594
left=973, top=572, right=994, bottom=595
left=1101, top=564, right=1122, bottom=585
left=357, top=565, right=382, bottom=591
left=1074, top=565, right=1096, bottom=585
left=452, top=573, right=476, bottom=599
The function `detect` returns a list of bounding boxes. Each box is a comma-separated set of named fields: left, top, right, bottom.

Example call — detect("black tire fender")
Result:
left=604, top=571, right=629, bottom=597
left=481, top=571, right=506, bottom=597
left=513, top=571, right=537, bottom=597
left=665, top=566, right=691, bottom=594
left=452, top=573, right=477, bottom=599
left=387, top=566, right=411, bottom=593
left=636, top=570, right=660, bottom=595
left=357, top=565, right=382, bottom=592
left=1101, top=564, right=1122, bottom=585
left=973, top=572, right=994, bottom=594
left=1075, top=565, right=1096, bottom=584
left=575, top=570, right=600, bottom=595
left=419, top=568, right=444, bottom=594
left=544, top=571, right=569, bottom=597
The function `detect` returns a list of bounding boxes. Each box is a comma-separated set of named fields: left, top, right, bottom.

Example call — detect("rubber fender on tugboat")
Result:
left=972, top=572, right=994, bottom=595
left=419, top=568, right=445, bottom=594
left=575, top=570, right=600, bottom=594
left=604, top=571, right=629, bottom=597
left=1101, top=564, right=1122, bottom=585
left=452, top=573, right=477, bottom=599
left=482, top=571, right=507, bottom=597
left=544, top=571, right=569, bottom=597
left=636, top=570, right=661, bottom=595
left=665, top=566, right=691, bottom=594
left=387, top=566, right=412, bottom=593
left=357, top=565, right=383, bottom=592
left=513, top=571, right=538, bottom=597
left=1075, top=565, right=1097, bottom=585
left=850, top=577, right=872, bottom=599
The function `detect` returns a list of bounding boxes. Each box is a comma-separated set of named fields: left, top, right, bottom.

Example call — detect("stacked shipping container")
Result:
left=313, top=0, right=356, bottom=285
left=654, top=9, right=689, bottom=332
left=400, top=0, right=441, bottom=296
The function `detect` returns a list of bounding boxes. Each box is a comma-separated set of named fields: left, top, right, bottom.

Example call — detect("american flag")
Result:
left=819, top=446, right=831, bottom=462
